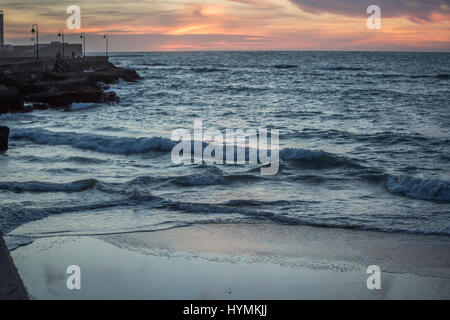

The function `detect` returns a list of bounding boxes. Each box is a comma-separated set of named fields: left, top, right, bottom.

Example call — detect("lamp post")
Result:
left=31, top=24, right=39, bottom=61
left=30, top=37, right=35, bottom=58
left=103, top=34, right=108, bottom=57
left=58, top=28, right=65, bottom=57
left=1, top=10, right=5, bottom=47
left=80, top=32, right=86, bottom=57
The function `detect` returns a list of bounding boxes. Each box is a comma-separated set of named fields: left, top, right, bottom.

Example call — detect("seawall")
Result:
left=0, top=56, right=111, bottom=76
left=0, top=233, right=28, bottom=300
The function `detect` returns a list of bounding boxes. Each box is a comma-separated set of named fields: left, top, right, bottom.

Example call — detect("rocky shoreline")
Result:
left=0, top=59, right=139, bottom=114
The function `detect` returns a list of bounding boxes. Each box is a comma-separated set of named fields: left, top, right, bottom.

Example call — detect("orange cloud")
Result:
left=1, top=0, right=448, bottom=51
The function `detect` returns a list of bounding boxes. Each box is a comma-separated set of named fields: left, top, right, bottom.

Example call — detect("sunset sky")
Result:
left=1, top=0, right=449, bottom=52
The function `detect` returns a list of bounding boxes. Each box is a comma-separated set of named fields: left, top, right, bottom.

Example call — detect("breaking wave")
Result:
left=0, top=170, right=264, bottom=196
left=11, top=128, right=176, bottom=154
left=279, top=148, right=360, bottom=168
left=11, top=128, right=358, bottom=169
left=386, top=175, right=450, bottom=203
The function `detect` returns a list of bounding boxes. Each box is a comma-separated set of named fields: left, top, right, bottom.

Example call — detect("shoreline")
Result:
left=10, top=223, right=450, bottom=299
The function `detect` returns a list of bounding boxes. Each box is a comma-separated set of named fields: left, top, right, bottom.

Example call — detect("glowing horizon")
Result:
left=1, top=0, right=449, bottom=52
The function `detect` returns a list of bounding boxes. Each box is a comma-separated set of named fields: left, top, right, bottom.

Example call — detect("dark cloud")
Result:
left=289, top=0, right=450, bottom=22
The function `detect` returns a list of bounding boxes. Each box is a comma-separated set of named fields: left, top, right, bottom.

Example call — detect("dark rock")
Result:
left=26, top=87, right=105, bottom=108
left=80, top=67, right=140, bottom=86
left=20, top=105, right=34, bottom=113
left=0, top=85, right=24, bottom=114
left=0, top=126, right=10, bottom=151
left=31, top=103, right=49, bottom=110
left=0, top=61, right=139, bottom=112
left=103, top=91, right=120, bottom=103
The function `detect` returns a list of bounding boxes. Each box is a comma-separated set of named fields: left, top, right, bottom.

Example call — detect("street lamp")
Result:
left=1, top=10, right=5, bottom=47
left=31, top=24, right=39, bottom=61
left=30, top=37, right=35, bottom=58
left=31, top=23, right=39, bottom=61
left=80, top=32, right=86, bottom=57
left=58, top=28, right=65, bottom=57
left=103, top=34, right=108, bottom=57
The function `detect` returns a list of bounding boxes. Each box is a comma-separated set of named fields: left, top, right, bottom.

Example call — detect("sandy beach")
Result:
left=10, top=224, right=450, bottom=300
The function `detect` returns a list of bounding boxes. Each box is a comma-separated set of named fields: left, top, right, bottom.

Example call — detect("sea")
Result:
left=1, top=51, right=449, bottom=250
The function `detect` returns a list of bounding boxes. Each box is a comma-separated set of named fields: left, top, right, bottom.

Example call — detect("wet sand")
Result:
left=10, top=224, right=450, bottom=299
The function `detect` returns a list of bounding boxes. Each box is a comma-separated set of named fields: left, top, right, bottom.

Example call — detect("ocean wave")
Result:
left=67, top=156, right=107, bottom=164
left=386, top=175, right=450, bottom=202
left=0, top=199, right=132, bottom=234
left=280, top=148, right=327, bottom=160
left=353, top=73, right=450, bottom=80
left=173, top=173, right=227, bottom=186
left=279, top=148, right=360, bottom=168
left=409, top=74, right=450, bottom=79
left=219, top=85, right=270, bottom=93
left=11, top=128, right=355, bottom=169
left=273, top=64, right=298, bottom=69
left=3, top=182, right=449, bottom=241
left=190, top=145, right=357, bottom=170
left=141, top=62, right=168, bottom=67
left=11, top=128, right=176, bottom=154
left=0, top=170, right=264, bottom=197
left=127, top=170, right=264, bottom=188
left=223, top=199, right=303, bottom=207
left=321, top=66, right=364, bottom=71
left=160, top=199, right=289, bottom=223
left=0, top=179, right=98, bottom=193
left=191, top=67, right=227, bottom=73
left=70, top=103, right=102, bottom=111
left=294, top=128, right=442, bottom=146
left=341, top=88, right=412, bottom=98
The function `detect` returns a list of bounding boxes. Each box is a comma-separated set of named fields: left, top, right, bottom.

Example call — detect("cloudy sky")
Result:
left=1, top=0, right=449, bottom=52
